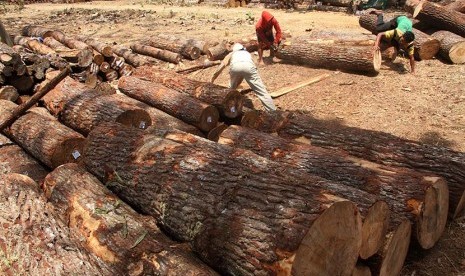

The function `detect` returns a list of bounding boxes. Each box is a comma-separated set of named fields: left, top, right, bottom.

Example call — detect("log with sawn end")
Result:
left=431, top=30, right=465, bottom=64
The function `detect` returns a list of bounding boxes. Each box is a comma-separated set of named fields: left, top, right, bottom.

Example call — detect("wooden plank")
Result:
left=270, top=72, right=332, bottom=98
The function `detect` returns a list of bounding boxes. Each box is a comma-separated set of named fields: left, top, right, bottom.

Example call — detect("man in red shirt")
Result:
left=255, top=11, right=282, bottom=65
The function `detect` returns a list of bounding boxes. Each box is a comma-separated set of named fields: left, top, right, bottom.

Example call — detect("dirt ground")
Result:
left=1, top=1, right=465, bottom=275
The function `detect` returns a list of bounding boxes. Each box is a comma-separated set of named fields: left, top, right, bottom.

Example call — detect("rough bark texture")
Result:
left=0, top=145, right=49, bottom=183
left=0, top=100, right=85, bottom=168
left=22, top=25, right=51, bottom=37
left=0, top=173, right=111, bottom=275
left=445, top=0, right=465, bottom=13
left=147, top=34, right=202, bottom=60
left=43, top=163, right=218, bottom=276
left=358, top=14, right=440, bottom=60
left=131, top=44, right=182, bottom=64
left=13, top=35, right=56, bottom=55
left=112, top=45, right=153, bottom=67
left=276, top=39, right=380, bottom=74
left=75, top=35, right=113, bottom=57
left=118, top=76, right=219, bottom=132
left=132, top=66, right=244, bottom=119
left=320, top=0, right=352, bottom=7
left=59, top=93, right=152, bottom=135
left=83, top=122, right=370, bottom=276
left=42, top=36, right=91, bottom=66
left=431, top=30, right=465, bottom=64
left=242, top=110, right=465, bottom=219
left=218, top=125, right=448, bottom=250
left=405, top=0, right=465, bottom=37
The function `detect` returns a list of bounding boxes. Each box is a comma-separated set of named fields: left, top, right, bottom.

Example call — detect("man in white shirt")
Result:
left=211, top=43, right=276, bottom=111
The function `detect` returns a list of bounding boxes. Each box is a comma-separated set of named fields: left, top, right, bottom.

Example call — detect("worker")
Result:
left=255, top=11, right=282, bottom=65
left=372, top=10, right=416, bottom=74
left=210, top=43, right=276, bottom=111
left=0, top=21, right=13, bottom=47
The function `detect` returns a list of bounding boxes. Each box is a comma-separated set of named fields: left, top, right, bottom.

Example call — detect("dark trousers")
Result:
left=375, top=14, right=397, bottom=33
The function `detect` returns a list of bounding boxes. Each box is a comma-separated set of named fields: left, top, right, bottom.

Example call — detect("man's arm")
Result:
left=272, top=18, right=282, bottom=45
left=374, top=32, right=386, bottom=50
left=211, top=53, right=232, bottom=83
left=409, top=54, right=415, bottom=74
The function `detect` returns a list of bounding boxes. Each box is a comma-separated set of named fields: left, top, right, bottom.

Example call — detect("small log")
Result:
left=277, top=39, right=381, bottom=74
left=158, top=33, right=210, bottom=54
left=132, top=66, right=244, bottom=119
left=75, top=35, right=113, bottom=57
left=92, top=50, right=105, bottom=65
left=431, top=30, right=465, bottom=64
left=107, top=55, right=125, bottom=70
left=22, top=25, right=51, bottom=37
left=206, top=42, right=231, bottom=61
left=118, top=76, right=219, bottom=132
left=0, top=85, right=18, bottom=101
left=59, top=93, right=152, bottom=135
left=112, top=45, right=152, bottom=67
left=242, top=110, right=465, bottom=219
left=118, top=63, right=134, bottom=76
left=83, top=122, right=370, bottom=276
left=308, top=4, right=350, bottom=11
left=405, top=0, right=465, bottom=37
left=0, top=173, right=112, bottom=275
left=13, top=35, right=56, bottom=55
left=146, top=36, right=201, bottom=60
left=43, top=164, right=219, bottom=275
left=131, top=43, right=182, bottom=64
left=0, top=144, right=49, bottom=183
left=0, top=100, right=86, bottom=168
left=176, top=60, right=221, bottom=74
left=104, top=69, right=119, bottom=82
left=42, top=37, right=89, bottom=65
left=99, top=61, right=112, bottom=73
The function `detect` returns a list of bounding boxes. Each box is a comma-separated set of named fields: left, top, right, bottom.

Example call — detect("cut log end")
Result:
left=78, top=49, right=94, bottom=68
left=416, top=177, right=449, bottom=249
left=51, top=137, right=86, bottom=168
left=187, top=46, right=201, bottom=60
left=206, top=123, right=228, bottom=142
left=373, top=49, right=381, bottom=72
left=360, top=201, right=390, bottom=260
left=222, top=89, right=243, bottom=118
left=416, top=40, right=440, bottom=60
left=450, top=42, right=465, bottom=64
left=291, top=201, right=362, bottom=275
left=116, top=109, right=152, bottom=130
left=379, top=220, right=411, bottom=276
left=198, top=106, right=220, bottom=132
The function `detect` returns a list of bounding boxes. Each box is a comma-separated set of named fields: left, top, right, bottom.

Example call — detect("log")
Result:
left=0, top=132, right=12, bottom=146
left=308, top=4, right=350, bottom=11
left=0, top=173, right=112, bottom=275
left=131, top=43, right=182, bottom=64
left=132, top=66, right=244, bottom=119
left=22, top=25, right=51, bottom=37
left=13, top=35, right=56, bottom=55
left=431, top=30, right=465, bottom=63
left=59, top=93, right=152, bottom=135
left=112, top=45, right=153, bottom=67
left=405, top=0, right=465, bottom=37
left=445, top=0, right=465, bottom=13
left=241, top=110, right=465, bottom=219
left=43, top=164, right=219, bottom=275
left=358, top=14, right=440, bottom=60
left=0, top=85, right=18, bottom=101
left=118, top=76, right=219, bottom=132
left=276, top=40, right=381, bottom=74
left=206, top=42, right=231, bottom=61
left=0, top=144, right=49, bottom=183
left=146, top=39, right=200, bottom=60
left=176, top=60, right=221, bottom=74
left=82, top=122, right=377, bottom=276
left=0, top=42, right=26, bottom=75
left=218, top=125, right=449, bottom=251
left=0, top=100, right=86, bottom=168
left=75, top=35, right=113, bottom=57
left=42, top=31, right=94, bottom=68
left=42, top=37, right=89, bottom=65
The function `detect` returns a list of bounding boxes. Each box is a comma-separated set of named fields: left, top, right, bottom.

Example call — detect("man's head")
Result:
left=401, top=31, right=415, bottom=44
left=232, top=43, right=245, bottom=52
left=261, top=11, right=274, bottom=23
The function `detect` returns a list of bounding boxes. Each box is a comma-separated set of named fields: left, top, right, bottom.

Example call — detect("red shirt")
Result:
left=255, top=11, right=282, bottom=46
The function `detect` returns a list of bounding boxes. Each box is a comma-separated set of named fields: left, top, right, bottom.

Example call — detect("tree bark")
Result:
left=112, top=45, right=153, bottom=67
left=358, top=14, right=440, bottom=60
left=0, top=100, right=86, bottom=168
left=241, top=110, right=465, bottom=219
left=0, top=173, right=112, bottom=275
left=218, top=125, right=448, bottom=251
left=43, top=163, right=219, bottom=276
left=445, top=0, right=465, bottom=13
left=21, top=25, right=51, bottom=37
left=13, top=35, right=56, bottom=55
left=206, top=42, right=230, bottom=61
left=131, top=44, right=182, bottom=64
left=118, top=76, right=219, bottom=132
left=42, top=30, right=94, bottom=67
left=42, top=36, right=91, bottom=66
left=83, top=122, right=371, bottom=276
left=431, top=30, right=465, bottom=64
left=0, top=42, right=27, bottom=76
left=405, top=0, right=465, bottom=37
left=146, top=34, right=202, bottom=60
left=276, top=39, right=381, bottom=75
left=0, top=145, right=49, bottom=183
left=132, top=66, right=244, bottom=119
left=0, top=85, right=18, bottom=101
left=75, top=35, right=113, bottom=57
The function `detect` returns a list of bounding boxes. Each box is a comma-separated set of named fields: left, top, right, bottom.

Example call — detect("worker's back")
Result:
left=0, top=21, right=13, bottom=46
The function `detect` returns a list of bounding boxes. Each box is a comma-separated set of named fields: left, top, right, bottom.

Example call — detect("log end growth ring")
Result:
left=198, top=105, right=220, bottom=132
left=379, top=220, right=411, bottom=276
left=360, top=201, right=390, bottom=260
left=450, top=42, right=465, bottom=64
left=51, top=137, right=86, bottom=168
left=116, top=109, right=152, bottom=130
left=292, top=201, right=362, bottom=276
left=222, top=89, right=243, bottom=119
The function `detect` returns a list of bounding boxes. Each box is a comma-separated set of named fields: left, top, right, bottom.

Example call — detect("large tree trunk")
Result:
left=241, top=110, right=465, bottom=219
left=118, top=76, right=219, bottom=132
left=445, top=0, right=465, bottom=13
left=112, top=45, right=153, bottom=67
left=132, top=66, right=244, bottom=119
left=218, top=125, right=448, bottom=251
left=405, top=0, right=465, bottom=37
left=131, top=44, right=182, bottom=64
left=146, top=34, right=202, bottom=60
left=358, top=14, right=440, bottom=60
left=0, top=173, right=112, bottom=275
left=83, top=122, right=370, bottom=276
left=0, top=144, right=49, bottom=183
left=0, top=100, right=86, bottom=168
left=43, top=163, right=218, bottom=275
left=276, top=39, right=381, bottom=75
left=431, top=30, right=465, bottom=64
